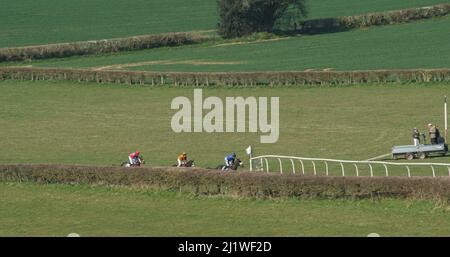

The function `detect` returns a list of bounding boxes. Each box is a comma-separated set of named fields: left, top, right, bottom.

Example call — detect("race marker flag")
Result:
left=246, top=145, right=252, bottom=155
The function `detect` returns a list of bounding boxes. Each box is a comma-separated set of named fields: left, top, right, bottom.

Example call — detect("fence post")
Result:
left=299, top=160, right=305, bottom=175
left=290, top=159, right=296, bottom=174
left=278, top=158, right=283, bottom=174
left=264, top=158, right=269, bottom=173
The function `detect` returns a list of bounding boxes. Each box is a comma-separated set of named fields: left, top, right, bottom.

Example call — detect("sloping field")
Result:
left=1, top=80, right=449, bottom=170
left=308, top=0, right=449, bottom=19
left=2, top=182, right=449, bottom=236
left=0, top=0, right=217, bottom=48
left=0, top=0, right=448, bottom=48
left=13, top=16, right=450, bottom=71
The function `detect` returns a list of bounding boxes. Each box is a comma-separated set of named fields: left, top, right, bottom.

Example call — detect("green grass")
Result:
left=0, top=182, right=449, bottom=236
left=307, top=0, right=449, bottom=19
left=12, top=16, right=450, bottom=71
left=1, top=80, right=450, bottom=175
left=0, top=0, right=447, bottom=48
left=0, top=0, right=218, bottom=48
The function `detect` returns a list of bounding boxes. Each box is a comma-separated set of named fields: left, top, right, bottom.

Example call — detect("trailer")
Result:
left=392, top=143, right=448, bottom=160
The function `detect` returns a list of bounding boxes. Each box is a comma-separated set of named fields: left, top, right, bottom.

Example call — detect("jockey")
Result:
left=128, top=150, right=143, bottom=166
left=224, top=153, right=236, bottom=168
left=177, top=152, right=188, bottom=167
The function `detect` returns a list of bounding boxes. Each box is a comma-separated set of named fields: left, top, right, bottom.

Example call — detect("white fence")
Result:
left=250, top=155, right=450, bottom=177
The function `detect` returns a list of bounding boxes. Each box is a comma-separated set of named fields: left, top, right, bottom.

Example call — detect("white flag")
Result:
left=245, top=145, right=252, bottom=155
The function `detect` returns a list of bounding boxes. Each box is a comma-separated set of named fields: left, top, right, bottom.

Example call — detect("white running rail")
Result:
left=250, top=155, right=450, bottom=177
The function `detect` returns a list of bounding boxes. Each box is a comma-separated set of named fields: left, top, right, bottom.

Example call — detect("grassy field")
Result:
left=0, top=182, right=449, bottom=236
left=0, top=0, right=447, bottom=48
left=11, top=16, right=450, bottom=72
left=1, top=80, right=450, bottom=175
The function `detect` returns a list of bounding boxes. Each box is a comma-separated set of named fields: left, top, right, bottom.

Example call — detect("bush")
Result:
left=1, top=164, right=450, bottom=201
left=299, top=4, right=450, bottom=34
left=217, top=0, right=308, bottom=38
left=0, top=32, right=209, bottom=62
left=1, top=67, right=449, bottom=86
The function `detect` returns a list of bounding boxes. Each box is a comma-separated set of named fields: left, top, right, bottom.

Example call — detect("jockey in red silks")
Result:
left=128, top=150, right=143, bottom=166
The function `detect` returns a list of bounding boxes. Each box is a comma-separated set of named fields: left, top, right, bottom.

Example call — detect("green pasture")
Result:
left=1, top=80, right=450, bottom=174
left=12, top=16, right=450, bottom=72
left=0, top=182, right=449, bottom=236
left=0, top=0, right=447, bottom=48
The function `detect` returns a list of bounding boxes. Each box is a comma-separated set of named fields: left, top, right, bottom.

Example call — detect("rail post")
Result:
left=369, top=164, right=373, bottom=177
left=264, top=158, right=269, bottom=173
left=299, top=160, right=305, bottom=175
left=340, top=162, right=345, bottom=177
left=278, top=158, right=283, bottom=174
left=290, top=159, right=296, bottom=174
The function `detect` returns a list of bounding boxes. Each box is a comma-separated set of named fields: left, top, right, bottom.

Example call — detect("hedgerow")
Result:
left=1, top=164, right=449, bottom=201
left=0, top=32, right=209, bottom=62
left=299, top=3, right=450, bottom=34
left=1, top=67, right=449, bottom=86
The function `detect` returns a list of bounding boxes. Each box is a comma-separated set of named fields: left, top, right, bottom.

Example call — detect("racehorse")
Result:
left=172, top=160, right=196, bottom=167
left=121, top=158, right=145, bottom=167
left=216, top=158, right=243, bottom=171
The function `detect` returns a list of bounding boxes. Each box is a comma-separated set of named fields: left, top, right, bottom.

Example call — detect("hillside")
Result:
left=0, top=0, right=448, bottom=48
left=13, top=16, right=450, bottom=71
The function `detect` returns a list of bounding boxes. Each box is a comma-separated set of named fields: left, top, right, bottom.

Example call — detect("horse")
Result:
left=121, top=158, right=145, bottom=167
left=172, top=160, right=195, bottom=167
left=216, top=158, right=243, bottom=171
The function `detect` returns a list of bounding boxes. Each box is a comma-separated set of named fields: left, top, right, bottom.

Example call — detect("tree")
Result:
left=217, top=0, right=308, bottom=38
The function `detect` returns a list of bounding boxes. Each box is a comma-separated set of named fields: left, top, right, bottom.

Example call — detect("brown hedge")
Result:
left=1, top=67, right=449, bottom=86
left=1, top=164, right=449, bottom=201
left=300, top=4, right=450, bottom=34
left=0, top=32, right=210, bottom=62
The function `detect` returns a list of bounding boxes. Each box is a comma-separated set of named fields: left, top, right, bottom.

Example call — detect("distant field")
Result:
left=0, top=0, right=447, bottom=48
left=1, top=80, right=450, bottom=172
left=14, top=16, right=450, bottom=72
left=1, top=182, right=449, bottom=236
left=307, top=0, right=449, bottom=19
left=0, top=0, right=218, bottom=48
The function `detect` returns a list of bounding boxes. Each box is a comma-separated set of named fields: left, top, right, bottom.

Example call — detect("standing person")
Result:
left=436, top=126, right=444, bottom=144
left=428, top=123, right=437, bottom=144
left=412, top=127, right=420, bottom=147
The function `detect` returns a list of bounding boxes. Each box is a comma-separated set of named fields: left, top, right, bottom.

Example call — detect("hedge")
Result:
left=1, top=164, right=450, bottom=201
left=300, top=3, right=450, bottom=34
left=0, top=32, right=210, bottom=62
left=1, top=67, right=449, bottom=86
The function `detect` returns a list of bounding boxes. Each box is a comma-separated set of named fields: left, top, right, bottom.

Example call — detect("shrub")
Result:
left=0, top=32, right=209, bottom=62
left=1, top=67, right=449, bottom=86
left=1, top=164, right=449, bottom=201
left=217, top=0, right=308, bottom=38
left=299, top=4, right=450, bottom=34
